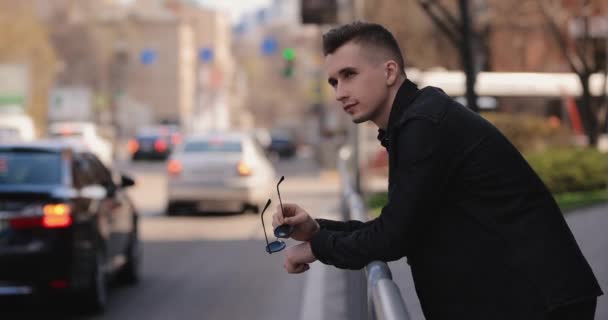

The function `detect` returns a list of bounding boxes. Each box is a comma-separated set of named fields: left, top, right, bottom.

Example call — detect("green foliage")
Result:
left=366, top=147, right=608, bottom=215
left=525, top=148, right=608, bottom=194
left=481, top=113, right=572, bottom=153
left=554, top=190, right=608, bottom=212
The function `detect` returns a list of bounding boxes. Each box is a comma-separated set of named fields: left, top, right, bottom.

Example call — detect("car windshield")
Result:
left=183, top=140, right=242, bottom=153
left=0, top=151, right=62, bottom=185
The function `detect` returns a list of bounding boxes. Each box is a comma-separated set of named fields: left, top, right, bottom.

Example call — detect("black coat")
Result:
left=310, top=80, right=602, bottom=319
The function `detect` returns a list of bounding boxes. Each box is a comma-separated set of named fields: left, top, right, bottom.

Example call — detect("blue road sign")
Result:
left=140, top=49, right=157, bottom=65
left=199, top=48, right=214, bottom=63
left=261, top=37, right=278, bottom=56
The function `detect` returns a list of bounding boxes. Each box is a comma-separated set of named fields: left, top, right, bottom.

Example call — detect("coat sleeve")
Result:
left=315, top=218, right=371, bottom=232
left=310, top=119, right=443, bottom=269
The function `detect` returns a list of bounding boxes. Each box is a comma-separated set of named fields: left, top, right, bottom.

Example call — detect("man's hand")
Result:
left=272, top=203, right=320, bottom=241
left=284, top=242, right=317, bottom=274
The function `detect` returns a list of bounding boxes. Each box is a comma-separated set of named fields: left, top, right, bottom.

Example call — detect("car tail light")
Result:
left=167, top=159, right=182, bottom=176
left=128, top=139, right=139, bottom=154
left=155, top=139, right=168, bottom=152
left=10, top=203, right=72, bottom=229
left=43, top=204, right=72, bottom=228
left=237, top=161, right=252, bottom=176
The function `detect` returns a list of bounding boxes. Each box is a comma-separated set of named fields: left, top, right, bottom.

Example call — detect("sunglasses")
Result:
left=260, top=176, right=294, bottom=254
left=260, top=199, right=285, bottom=254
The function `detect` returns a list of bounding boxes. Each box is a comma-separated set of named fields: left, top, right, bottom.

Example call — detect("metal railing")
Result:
left=337, top=145, right=411, bottom=320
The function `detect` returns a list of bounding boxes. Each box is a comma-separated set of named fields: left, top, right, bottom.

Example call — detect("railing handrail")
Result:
left=337, top=145, right=411, bottom=320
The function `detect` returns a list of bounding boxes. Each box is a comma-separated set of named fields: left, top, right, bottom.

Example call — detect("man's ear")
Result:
left=385, top=60, right=399, bottom=86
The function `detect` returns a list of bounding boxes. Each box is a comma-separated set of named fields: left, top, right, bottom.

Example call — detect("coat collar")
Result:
left=377, top=79, right=419, bottom=148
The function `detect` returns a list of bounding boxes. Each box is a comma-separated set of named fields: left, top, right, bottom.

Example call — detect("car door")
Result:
left=84, top=153, right=132, bottom=270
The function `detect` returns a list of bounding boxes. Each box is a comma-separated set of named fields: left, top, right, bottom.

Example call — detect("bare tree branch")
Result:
left=418, top=0, right=462, bottom=46
left=425, top=0, right=461, bottom=30
left=537, top=0, right=585, bottom=74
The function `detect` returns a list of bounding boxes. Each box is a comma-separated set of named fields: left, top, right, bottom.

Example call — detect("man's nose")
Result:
left=335, top=85, right=349, bottom=103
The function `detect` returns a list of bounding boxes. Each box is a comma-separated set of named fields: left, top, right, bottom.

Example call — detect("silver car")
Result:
left=166, top=131, right=276, bottom=215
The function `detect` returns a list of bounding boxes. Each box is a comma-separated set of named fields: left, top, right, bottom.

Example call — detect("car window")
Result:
left=72, top=155, right=95, bottom=188
left=183, top=140, right=242, bottom=153
left=84, top=153, right=114, bottom=188
left=0, top=150, right=62, bottom=185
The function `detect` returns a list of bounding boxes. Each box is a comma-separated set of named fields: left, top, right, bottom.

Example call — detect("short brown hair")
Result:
left=322, top=22, right=405, bottom=71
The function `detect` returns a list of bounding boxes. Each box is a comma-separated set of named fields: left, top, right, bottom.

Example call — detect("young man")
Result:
left=271, top=22, right=602, bottom=319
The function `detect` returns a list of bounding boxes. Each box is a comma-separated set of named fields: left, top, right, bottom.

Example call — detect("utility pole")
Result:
left=459, top=0, right=478, bottom=112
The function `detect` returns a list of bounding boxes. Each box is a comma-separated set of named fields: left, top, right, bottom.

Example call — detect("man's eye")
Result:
left=344, top=71, right=355, bottom=78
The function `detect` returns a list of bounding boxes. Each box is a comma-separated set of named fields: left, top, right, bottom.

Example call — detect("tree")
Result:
left=0, top=4, right=57, bottom=135
left=416, top=0, right=497, bottom=112
left=538, top=0, right=608, bottom=145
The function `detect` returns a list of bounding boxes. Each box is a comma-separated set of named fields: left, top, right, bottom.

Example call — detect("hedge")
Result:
left=525, top=147, right=608, bottom=194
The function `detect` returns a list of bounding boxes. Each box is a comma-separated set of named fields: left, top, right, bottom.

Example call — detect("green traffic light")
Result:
left=282, top=48, right=296, bottom=61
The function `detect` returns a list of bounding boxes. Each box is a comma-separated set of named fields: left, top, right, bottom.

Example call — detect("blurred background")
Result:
left=0, top=0, right=606, bottom=319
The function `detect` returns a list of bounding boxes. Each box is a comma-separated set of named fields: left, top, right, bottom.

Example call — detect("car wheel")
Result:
left=116, top=230, right=141, bottom=285
left=79, top=253, right=108, bottom=314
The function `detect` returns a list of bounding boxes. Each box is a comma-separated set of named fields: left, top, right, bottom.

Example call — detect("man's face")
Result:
left=325, top=42, right=389, bottom=124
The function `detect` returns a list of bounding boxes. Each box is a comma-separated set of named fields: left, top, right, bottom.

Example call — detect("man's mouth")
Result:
left=343, top=103, right=357, bottom=113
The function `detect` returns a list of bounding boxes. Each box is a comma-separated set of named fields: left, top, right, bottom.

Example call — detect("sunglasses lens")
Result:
left=274, top=224, right=294, bottom=238
left=266, top=240, right=286, bottom=253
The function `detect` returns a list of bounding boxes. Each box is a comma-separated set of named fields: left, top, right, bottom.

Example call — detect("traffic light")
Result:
left=301, top=0, right=337, bottom=24
left=282, top=48, right=296, bottom=78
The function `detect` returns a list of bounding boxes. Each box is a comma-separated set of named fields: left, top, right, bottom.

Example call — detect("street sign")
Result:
left=261, top=37, right=278, bottom=56
left=199, top=48, right=214, bottom=63
left=0, top=64, right=28, bottom=111
left=140, top=49, right=157, bottom=65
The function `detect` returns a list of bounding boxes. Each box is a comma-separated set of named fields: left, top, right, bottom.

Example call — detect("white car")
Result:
left=0, top=112, right=36, bottom=142
left=48, top=122, right=113, bottom=166
left=166, top=131, right=276, bottom=215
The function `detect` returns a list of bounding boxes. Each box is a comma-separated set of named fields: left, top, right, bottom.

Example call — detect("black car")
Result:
left=0, top=141, right=140, bottom=313
left=268, top=134, right=297, bottom=159
left=129, top=133, right=172, bottom=161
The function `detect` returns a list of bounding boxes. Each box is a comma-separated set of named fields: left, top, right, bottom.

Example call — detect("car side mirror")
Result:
left=80, top=185, right=108, bottom=199
left=121, top=174, right=136, bottom=188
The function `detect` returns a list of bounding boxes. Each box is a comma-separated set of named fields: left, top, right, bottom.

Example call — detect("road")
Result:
left=0, top=155, right=344, bottom=320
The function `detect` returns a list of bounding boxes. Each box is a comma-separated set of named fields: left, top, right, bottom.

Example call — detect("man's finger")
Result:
left=286, top=262, right=309, bottom=274
left=276, top=203, right=298, bottom=217
left=284, top=212, right=307, bottom=225
left=272, top=212, right=283, bottom=228
left=292, top=263, right=310, bottom=274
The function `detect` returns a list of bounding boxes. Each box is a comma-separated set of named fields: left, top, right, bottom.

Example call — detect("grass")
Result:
left=554, top=189, right=608, bottom=212
left=366, top=189, right=608, bottom=217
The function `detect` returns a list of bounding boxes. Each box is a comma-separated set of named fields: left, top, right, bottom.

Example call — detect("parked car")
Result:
left=48, top=122, right=113, bottom=166
left=166, top=131, right=275, bottom=215
left=0, top=140, right=140, bottom=313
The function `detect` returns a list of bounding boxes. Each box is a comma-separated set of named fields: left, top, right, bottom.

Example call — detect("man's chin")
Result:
left=351, top=114, right=369, bottom=124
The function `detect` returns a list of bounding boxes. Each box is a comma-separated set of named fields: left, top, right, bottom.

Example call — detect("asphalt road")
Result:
left=0, top=155, right=343, bottom=320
